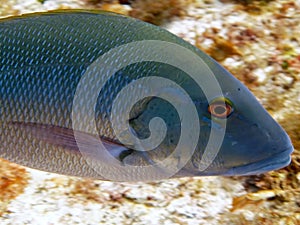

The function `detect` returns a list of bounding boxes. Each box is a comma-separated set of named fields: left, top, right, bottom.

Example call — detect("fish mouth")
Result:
left=225, top=145, right=294, bottom=176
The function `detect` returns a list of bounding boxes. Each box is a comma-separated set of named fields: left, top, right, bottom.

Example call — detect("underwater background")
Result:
left=0, top=0, right=299, bottom=224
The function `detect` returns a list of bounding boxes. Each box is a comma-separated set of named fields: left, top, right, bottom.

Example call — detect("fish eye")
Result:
left=208, top=98, right=234, bottom=118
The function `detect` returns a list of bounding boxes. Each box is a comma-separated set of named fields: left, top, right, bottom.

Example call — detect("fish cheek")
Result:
left=123, top=97, right=181, bottom=165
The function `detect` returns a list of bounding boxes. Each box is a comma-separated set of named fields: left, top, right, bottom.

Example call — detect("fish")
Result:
left=0, top=10, right=293, bottom=181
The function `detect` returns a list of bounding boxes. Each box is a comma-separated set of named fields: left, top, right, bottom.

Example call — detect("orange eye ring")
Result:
left=208, top=98, right=233, bottom=118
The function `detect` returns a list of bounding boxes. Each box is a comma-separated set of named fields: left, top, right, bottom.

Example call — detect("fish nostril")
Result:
left=266, top=130, right=272, bottom=140
left=231, top=141, right=238, bottom=146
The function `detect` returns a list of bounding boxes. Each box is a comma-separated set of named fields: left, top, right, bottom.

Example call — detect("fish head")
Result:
left=119, top=58, right=293, bottom=179
left=183, top=59, right=294, bottom=176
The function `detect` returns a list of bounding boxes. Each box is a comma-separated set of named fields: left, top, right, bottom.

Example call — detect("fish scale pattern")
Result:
left=0, top=11, right=293, bottom=181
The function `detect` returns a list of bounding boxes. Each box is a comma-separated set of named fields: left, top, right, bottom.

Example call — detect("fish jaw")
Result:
left=224, top=126, right=294, bottom=176
left=183, top=109, right=294, bottom=177
left=221, top=145, right=293, bottom=176
left=176, top=136, right=293, bottom=177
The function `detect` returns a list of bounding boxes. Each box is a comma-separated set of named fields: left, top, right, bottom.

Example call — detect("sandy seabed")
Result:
left=0, top=0, right=299, bottom=224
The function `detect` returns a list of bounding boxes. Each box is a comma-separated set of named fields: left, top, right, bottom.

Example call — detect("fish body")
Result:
left=0, top=11, right=293, bottom=181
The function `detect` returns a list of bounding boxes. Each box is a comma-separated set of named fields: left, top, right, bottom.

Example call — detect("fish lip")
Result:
left=226, top=145, right=294, bottom=176
left=176, top=145, right=293, bottom=178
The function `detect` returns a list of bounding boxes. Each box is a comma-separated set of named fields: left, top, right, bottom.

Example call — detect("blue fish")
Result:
left=0, top=10, right=293, bottom=181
